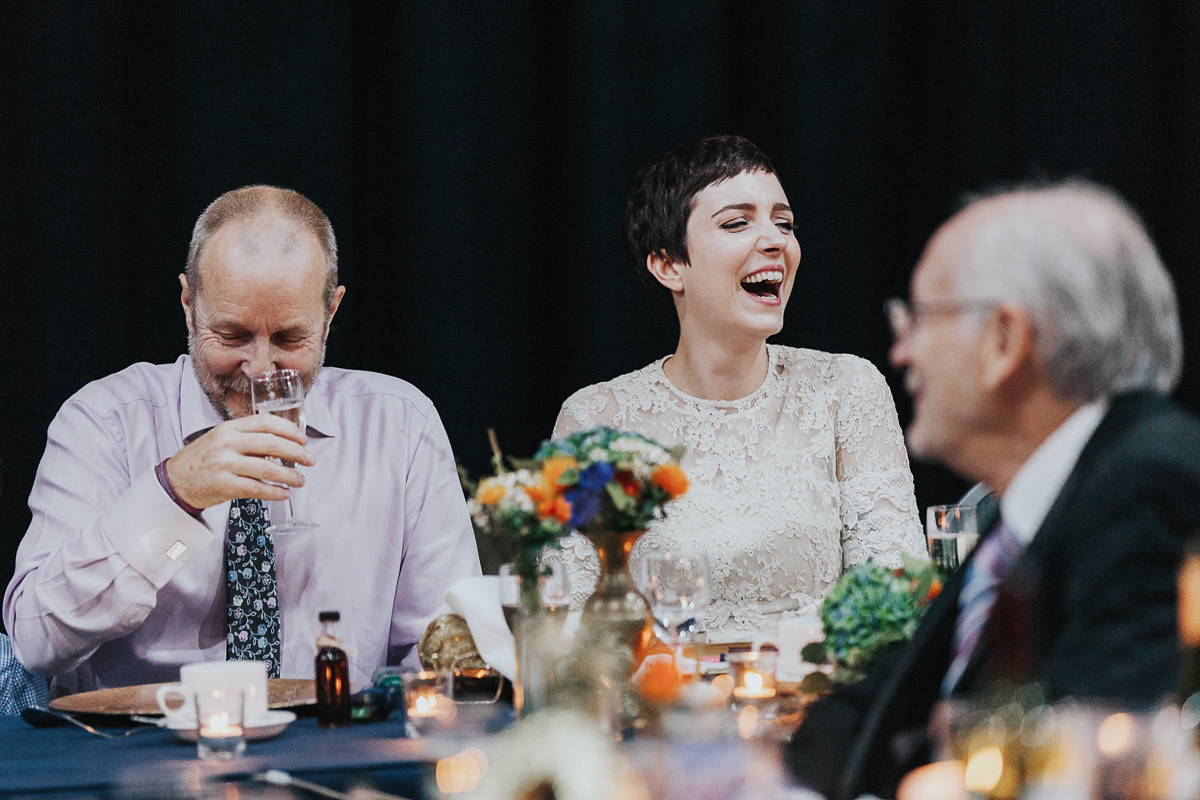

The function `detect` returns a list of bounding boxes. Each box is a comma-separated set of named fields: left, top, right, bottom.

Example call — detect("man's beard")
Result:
left=188, top=320, right=326, bottom=420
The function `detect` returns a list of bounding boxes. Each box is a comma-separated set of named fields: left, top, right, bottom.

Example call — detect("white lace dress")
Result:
left=552, top=344, right=925, bottom=644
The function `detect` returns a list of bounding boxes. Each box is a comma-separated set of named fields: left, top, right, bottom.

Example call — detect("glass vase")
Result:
left=506, top=561, right=569, bottom=718
left=579, top=528, right=654, bottom=736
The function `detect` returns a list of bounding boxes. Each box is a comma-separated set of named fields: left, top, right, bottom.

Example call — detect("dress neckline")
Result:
left=655, top=344, right=780, bottom=409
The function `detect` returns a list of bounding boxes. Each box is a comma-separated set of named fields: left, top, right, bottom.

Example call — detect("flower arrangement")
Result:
left=802, top=553, right=941, bottom=689
left=533, top=426, right=688, bottom=534
left=465, top=427, right=689, bottom=582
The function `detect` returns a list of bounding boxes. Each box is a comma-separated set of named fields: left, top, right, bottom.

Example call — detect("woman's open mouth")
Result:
left=740, top=269, right=783, bottom=301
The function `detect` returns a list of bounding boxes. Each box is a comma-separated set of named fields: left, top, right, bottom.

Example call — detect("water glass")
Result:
left=195, top=688, right=245, bottom=760
left=926, top=504, right=979, bottom=572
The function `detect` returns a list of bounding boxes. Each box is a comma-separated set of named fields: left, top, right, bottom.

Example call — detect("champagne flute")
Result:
left=250, top=369, right=316, bottom=533
left=640, top=550, right=710, bottom=670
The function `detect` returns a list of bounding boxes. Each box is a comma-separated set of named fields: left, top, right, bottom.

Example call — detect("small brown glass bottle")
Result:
left=315, top=610, right=350, bottom=728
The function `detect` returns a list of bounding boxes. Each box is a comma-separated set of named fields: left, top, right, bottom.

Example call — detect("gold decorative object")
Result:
left=419, top=614, right=488, bottom=672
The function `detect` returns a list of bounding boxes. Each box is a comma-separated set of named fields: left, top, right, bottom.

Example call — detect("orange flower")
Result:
left=652, top=464, right=688, bottom=498
left=542, top=456, right=578, bottom=489
left=527, top=456, right=576, bottom=505
left=921, top=577, right=943, bottom=606
left=537, top=495, right=571, bottom=524
left=478, top=482, right=506, bottom=505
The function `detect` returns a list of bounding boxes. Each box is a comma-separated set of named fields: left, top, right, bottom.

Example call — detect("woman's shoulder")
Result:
left=561, top=358, right=665, bottom=403
left=770, top=344, right=886, bottom=389
left=556, top=357, right=669, bottom=432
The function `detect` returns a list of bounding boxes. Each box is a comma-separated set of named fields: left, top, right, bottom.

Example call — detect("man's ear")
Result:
left=646, top=252, right=685, bottom=293
left=981, top=305, right=1036, bottom=390
left=179, top=273, right=192, bottom=322
left=324, top=285, right=346, bottom=337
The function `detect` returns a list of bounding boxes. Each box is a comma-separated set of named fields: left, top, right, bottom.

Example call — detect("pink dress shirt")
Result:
left=4, top=356, right=481, bottom=694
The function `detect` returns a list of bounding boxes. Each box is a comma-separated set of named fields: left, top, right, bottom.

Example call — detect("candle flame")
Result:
left=415, top=694, right=436, bottom=715
left=745, top=672, right=763, bottom=691
left=1097, top=712, right=1136, bottom=756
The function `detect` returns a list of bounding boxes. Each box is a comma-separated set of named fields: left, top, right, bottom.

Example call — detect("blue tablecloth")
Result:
left=0, top=715, right=433, bottom=798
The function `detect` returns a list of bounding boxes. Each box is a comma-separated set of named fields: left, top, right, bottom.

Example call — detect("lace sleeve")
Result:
left=551, top=384, right=618, bottom=609
left=831, top=356, right=925, bottom=569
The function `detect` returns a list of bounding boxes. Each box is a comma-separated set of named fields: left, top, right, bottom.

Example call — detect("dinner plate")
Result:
left=50, top=678, right=319, bottom=717
left=168, top=709, right=296, bottom=742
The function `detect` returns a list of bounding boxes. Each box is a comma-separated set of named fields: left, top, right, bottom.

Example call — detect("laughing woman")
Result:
left=553, top=136, right=924, bottom=645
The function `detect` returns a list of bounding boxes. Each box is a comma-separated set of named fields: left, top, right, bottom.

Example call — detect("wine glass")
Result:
left=250, top=369, right=316, bottom=533
left=499, top=558, right=569, bottom=633
left=640, top=550, right=710, bottom=669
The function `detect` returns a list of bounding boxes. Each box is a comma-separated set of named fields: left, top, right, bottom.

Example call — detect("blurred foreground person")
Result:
left=786, top=180, right=1200, bottom=799
left=4, top=186, right=479, bottom=695
left=555, top=135, right=923, bottom=644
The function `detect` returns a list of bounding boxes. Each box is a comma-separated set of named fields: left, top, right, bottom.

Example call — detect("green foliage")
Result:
left=810, top=559, right=941, bottom=686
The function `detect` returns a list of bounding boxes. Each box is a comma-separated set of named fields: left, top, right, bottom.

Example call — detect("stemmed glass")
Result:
left=640, top=550, right=710, bottom=669
left=250, top=369, right=316, bottom=534
left=499, top=558, right=569, bottom=633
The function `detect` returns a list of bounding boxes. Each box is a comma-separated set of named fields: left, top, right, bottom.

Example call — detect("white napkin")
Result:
left=445, top=576, right=583, bottom=681
left=445, top=576, right=517, bottom=680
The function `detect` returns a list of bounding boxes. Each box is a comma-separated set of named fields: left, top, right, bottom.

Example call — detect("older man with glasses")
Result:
left=787, top=179, right=1200, bottom=800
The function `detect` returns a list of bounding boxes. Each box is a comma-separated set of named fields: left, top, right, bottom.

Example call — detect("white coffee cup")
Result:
left=753, top=613, right=825, bottom=682
left=156, top=661, right=269, bottom=725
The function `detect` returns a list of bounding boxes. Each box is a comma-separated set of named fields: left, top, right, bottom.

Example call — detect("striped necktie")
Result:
left=942, top=519, right=1023, bottom=695
left=225, top=498, right=281, bottom=678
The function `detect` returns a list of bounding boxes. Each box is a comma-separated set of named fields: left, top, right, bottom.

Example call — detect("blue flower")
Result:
left=577, top=461, right=614, bottom=490
left=565, top=486, right=601, bottom=528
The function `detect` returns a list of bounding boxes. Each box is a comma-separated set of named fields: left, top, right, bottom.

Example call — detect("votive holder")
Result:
left=195, top=688, right=246, bottom=760
left=402, top=669, right=455, bottom=734
left=727, top=650, right=778, bottom=704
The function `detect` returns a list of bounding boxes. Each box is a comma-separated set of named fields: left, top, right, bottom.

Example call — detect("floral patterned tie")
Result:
left=225, top=498, right=281, bottom=677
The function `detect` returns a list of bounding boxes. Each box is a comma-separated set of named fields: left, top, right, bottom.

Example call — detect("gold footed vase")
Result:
left=579, top=528, right=653, bottom=736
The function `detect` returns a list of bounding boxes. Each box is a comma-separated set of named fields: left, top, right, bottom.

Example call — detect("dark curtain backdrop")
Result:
left=3, top=1, right=1199, bottom=608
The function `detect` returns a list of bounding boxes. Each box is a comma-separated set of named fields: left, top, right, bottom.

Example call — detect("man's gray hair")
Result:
left=957, top=179, right=1182, bottom=400
left=184, top=185, right=339, bottom=310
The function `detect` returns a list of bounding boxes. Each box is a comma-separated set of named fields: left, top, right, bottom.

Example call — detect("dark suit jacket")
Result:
left=786, top=391, right=1200, bottom=800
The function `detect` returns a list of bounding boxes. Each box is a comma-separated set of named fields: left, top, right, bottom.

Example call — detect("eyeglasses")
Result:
left=884, top=297, right=996, bottom=342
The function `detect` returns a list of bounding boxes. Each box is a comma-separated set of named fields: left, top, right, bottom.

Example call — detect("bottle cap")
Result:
left=319, top=610, right=340, bottom=622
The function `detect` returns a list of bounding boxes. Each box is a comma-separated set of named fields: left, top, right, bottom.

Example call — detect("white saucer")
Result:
left=168, top=709, right=296, bottom=742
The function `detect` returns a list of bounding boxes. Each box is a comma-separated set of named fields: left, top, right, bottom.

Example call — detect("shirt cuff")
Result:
left=102, top=468, right=216, bottom=588
left=155, top=459, right=203, bottom=517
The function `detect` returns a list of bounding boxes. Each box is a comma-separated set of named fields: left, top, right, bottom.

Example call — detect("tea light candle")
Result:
left=408, top=687, right=440, bottom=718
left=402, top=669, right=455, bottom=729
left=199, top=711, right=244, bottom=738
left=732, top=670, right=776, bottom=700
left=194, top=688, right=246, bottom=760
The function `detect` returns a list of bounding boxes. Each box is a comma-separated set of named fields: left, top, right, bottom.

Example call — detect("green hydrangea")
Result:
left=814, top=555, right=938, bottom=685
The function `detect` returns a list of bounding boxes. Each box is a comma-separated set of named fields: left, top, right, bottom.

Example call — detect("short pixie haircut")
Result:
left=624, top=135, right=777, bottom=312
